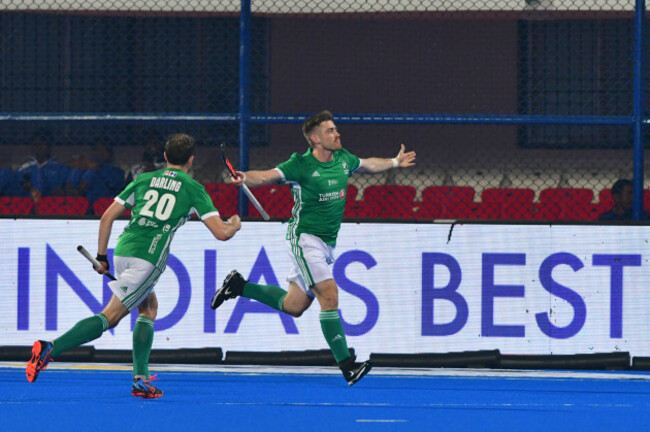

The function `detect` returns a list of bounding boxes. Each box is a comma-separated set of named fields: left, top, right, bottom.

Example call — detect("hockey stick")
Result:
left=220, top=143, right=270, bottom=220
left=77, top=245, right=117, bottom=281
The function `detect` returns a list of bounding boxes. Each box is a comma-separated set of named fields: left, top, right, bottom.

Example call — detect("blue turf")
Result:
left=2, top=367, right=650, bottom=431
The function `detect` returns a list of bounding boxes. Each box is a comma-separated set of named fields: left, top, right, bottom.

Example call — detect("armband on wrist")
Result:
left=391, top=158, right=399, bottom=168
left=96, top=254, right=109, bottom=271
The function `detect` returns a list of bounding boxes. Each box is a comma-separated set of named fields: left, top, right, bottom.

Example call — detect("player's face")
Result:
left=315, top=120, right=341, bottom=151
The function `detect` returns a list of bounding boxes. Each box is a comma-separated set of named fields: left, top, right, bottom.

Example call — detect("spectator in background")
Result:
left=15, top=129, right=69, bottom=204
left=125, top=134, right=165, bottom=183
left=598, top=178, right=650, bottom=221
left=0, top=165, right=17, bottom=196
left=66, top=142, right=125, bottom=212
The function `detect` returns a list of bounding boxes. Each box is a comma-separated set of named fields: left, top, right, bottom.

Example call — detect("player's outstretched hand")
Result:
left=395, top=144, right=416, bottom=168
left=230, top=170, right=246, bottom=187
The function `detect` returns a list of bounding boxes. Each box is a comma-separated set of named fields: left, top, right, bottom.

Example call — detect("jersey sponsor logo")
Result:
left=311, top=170, right=320, bottom=177
left=339, top=189, right=345, bottom=199
left=119, top=285, right=129, bottom=293
left=149, top=176, right=182, bottom=192
left=163, top=170, right=178, bottom=177
left=138, top=218, right=159, bottom=228
left=148, top=233, right=162, bottom=254
left=318, top=191, right=343, bottom=202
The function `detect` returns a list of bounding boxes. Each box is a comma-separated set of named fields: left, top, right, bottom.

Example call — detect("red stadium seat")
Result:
left=202, top=182, right=220, bottom=194
left=355, top=185, right=417, bottom=218
left=481, top=188, right=536, bottom=220
left=537, top=188, right=595, bottom=221
left=35, top=196, right=90, bottom=216
left=415, top=186, right=475, bottom=219
left=596, top=189, right=614, bottom=217
left=93, top=197, right=131, bottom=217
left=208, top=183, right=239, bottom=218
left=343, top=184, right=361, bottom=217
left=0, top=197, right=34, bottom=215
left=248, top=184, right=294, bottom=218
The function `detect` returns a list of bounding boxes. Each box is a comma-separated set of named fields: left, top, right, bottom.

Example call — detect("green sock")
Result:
left=133, top=316, right=155, bottom=379
left=51, top=313, right=109, bottom=358
left=319, top=310, right=351, bottom=364
left=243, top=282, right=288, bottom=311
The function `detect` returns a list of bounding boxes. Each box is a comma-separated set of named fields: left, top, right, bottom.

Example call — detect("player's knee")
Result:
left=137, top=294, right=158, bottom=319
left=138, top=306, right=157, bottom=320
left=283, top=302, right=305, bottom=317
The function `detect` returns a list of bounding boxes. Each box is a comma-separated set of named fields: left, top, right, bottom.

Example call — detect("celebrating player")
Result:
left=26, top=133, right=242, bottom=398
left=211, top=110, right=416, bottom=386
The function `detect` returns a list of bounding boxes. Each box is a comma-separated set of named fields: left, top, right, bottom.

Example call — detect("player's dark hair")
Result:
left=611, top=178, right=632, bottom=196
left=302, top=110, right=334, bottom=146
left=165, top=133, right=195, bottom=165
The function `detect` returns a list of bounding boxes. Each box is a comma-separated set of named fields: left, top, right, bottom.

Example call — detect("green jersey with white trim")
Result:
left=277, top=148, right=361, bottom=246
left=114, top=168, right=220, bottom=268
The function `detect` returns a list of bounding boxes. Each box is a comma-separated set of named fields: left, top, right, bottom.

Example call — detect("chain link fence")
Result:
left=0, top=0, right=646, bottom=220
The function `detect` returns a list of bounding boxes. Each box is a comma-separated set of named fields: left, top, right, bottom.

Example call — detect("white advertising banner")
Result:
left=1, top=219, right=649, bottom=359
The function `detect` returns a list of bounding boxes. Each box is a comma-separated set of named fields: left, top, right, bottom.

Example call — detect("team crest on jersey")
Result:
left=164, top=170, right=177, bottom=177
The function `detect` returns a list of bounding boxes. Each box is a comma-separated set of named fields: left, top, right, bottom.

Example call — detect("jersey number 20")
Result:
left=140, top=189, right=176, bottom=221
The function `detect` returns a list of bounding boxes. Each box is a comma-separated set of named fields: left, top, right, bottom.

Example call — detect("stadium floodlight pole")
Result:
left=238, top=0, right=252, bottom=217
left=632, top=0, right=645, bottom=220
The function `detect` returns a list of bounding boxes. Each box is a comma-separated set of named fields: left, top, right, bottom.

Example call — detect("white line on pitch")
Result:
left=356, top=419, right=408, bottom=423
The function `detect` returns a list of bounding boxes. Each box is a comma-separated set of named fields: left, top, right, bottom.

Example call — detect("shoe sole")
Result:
left=131, top=391, right=163, bottom=399
left=26, top=341, right=49, bottom=383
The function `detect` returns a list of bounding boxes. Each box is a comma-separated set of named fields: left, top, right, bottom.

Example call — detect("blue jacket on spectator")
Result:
left=16, top=157, right=69, bottom=198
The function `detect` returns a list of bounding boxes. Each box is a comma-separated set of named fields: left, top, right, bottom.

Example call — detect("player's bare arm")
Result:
left=356, top=143, right=416, bottom=174
left=203, top=214, right=242, bottom=241
left=231, top=168, right=282, bottom=188
left=95, top=200, right=126, bottom=275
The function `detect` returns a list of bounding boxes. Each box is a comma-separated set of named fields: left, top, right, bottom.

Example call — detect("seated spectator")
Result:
left=64, top=153, right=90, bottom=195
left=0, top=166, right=17, bottom=196
left=15, top=129, right=69, bottom=203
left=598, top=179, right=650, bottom=221
left=66, top=142, right=125, bottom=211
left=125, top=134, right=165, bottom=183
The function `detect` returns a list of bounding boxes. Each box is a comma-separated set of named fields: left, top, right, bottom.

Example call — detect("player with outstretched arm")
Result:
left=26, top=133, right=241, bottom=398
left=211, top=110, right=416, bottom=385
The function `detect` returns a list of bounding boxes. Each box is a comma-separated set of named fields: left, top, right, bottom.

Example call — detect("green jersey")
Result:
left=114, top=168, right=220, bottom=268
left=277, top=148, right=361, bottom=246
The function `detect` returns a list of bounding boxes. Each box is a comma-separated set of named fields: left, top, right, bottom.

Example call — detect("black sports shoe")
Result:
left=211, top=270, right=246, bottom=309
left=339, top=356, right=373, bottom=386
